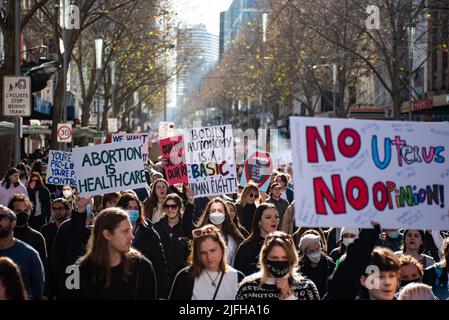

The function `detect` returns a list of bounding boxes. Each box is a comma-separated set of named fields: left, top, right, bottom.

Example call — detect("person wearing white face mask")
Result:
left=61, top=185, right=76, bottom=211
left=298, top=231, right=335, bottom=299
left=193, top=198, right=245, bottom=267
left=329, top=227, right=359, bottom=263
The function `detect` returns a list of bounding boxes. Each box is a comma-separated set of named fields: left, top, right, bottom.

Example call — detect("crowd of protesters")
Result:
left=0, top=147, right=448, bottom=300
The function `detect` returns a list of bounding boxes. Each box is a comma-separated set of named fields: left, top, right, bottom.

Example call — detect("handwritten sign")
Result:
left=187, top=162, right=238, bottom=198
left=72, top=140, right=146, bottom=197
left=46, top=150, right=76, bottom=187
left=240, top=150, right=273, bottom=192
left=112, top=133, right=149, bottom=163
left=159, top=135, right=188, bottom=185
left=291, top=117, right=449, bottom=230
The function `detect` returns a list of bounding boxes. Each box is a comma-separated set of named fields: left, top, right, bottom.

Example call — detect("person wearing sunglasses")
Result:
left=192, top=198, right=245, bottom=267
left=169, top=224, right=244, bottom=300
left=154, top=194, right=190, bottom=286
left=236, top=182, right=260, bottom=234
left=0, top=205, right=44, bottom=300
left=26, top=172, right=51, bottom=230
left=234, top=203, right=280, bottom=276
left=236, top=231, right=320, bottom=300
left=117, top=192, right=170, bottom=299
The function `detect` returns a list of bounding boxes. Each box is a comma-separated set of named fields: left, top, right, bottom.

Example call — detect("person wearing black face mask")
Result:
left=0, top=205, right=44, bottom=300
left=7, top=194, right=48, bottom=281
left=397, top=255, right=424, bottom=292
left=236, top=231, right=320, bottom=300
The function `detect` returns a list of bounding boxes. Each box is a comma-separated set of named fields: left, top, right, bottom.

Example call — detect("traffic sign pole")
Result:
left=14, top=0, right=21, bottom=166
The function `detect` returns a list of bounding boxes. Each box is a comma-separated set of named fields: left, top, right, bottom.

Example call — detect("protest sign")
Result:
left=46, top=150, right=76, bottom=187
left=291, top=117, right=449, bottom=230
left=184, top=125, right=235, bottom=164
left=72, top=140, right=146, bottom=197
left=240, top=150, right=273, bottom=192
left=159, top=121, right=175, bottom=139
left=112, top=133, right=149, bottom=163
left=159, top=135, right=188, bottom=185
left=187, top=162, right=238, bottom=198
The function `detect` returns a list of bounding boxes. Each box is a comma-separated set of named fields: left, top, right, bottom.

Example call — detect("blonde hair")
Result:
left=398, top=283, right=435, bottom=300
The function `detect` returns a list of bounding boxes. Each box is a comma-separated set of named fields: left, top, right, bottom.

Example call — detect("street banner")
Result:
left=159, top=135, right=188, bottom=185
left=240, top=150, right=273, bottom=192
left=184, top=125, right=235, bottom=164
left=291, top=117, right=449, bottom=230
left=46, top=150, right=76, bottom=187
left=112, top=133, right=150, bottom=163
left=187, top=161, right=238, bottom=198
left=72, top=140, right=146, bottom=197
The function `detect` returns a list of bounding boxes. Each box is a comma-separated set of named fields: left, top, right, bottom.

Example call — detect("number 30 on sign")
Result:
left=57, top=123, right=72, bottom=143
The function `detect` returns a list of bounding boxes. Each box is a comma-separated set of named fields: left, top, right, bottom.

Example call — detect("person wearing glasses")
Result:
left=26, top=172, right=51, bottom=230
left=191, top=198, right=245, bottom=266
left=74, top=208, right=157, bottom=300
left=117, top=192, right=170, bottom=299
left=154, top=194, right=190, bottom=286
left=297, top=230, right=335, bottom=299
left=0, top=167, right=29, bottom=206
left=0, top=205, right=44, bottom=300
left=236, top=231, right=320, bottom=300
left=40, top=198, right=72, bottom=299
left=236, top=182, right=260, bottom=233
left=169, top=224, right=244, bottom=300
left=234, top=203, right=280, bottom=276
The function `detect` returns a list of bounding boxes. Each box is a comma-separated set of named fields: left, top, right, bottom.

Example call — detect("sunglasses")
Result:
left=163, top=204, right=178, bottom=210
left=192, top=227, right=217, bottom=238
left=248, top=193, right=258, bottom=198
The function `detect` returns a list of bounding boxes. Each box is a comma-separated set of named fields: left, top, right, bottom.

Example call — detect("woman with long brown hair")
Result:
left=235, top=182, right=260, bottom=233
left=0, top=257, right=28, bottom=300
left=143, top=178, right=169, bottom=223
left=26, top=172, right=51, bottom=230
left=169, top=224, right=244, bottom=300
left=75, top=208, right=156, bottom=300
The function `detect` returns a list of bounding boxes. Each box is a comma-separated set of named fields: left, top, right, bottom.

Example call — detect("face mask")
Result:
left=62, top=190, right=73, bottom=199
left=127, top=210, right=140, bottom=225
left=15, top=212, right=30, bottom=227
left=342, top=238, right=356, bottom=247
left=307, top=251, right=322, bottom=264
left=266, top=260, right=290, bottom=278
left=209, top=212, right=225, bottom=225
left=400, top=279, right=421, bottom=288
left=388, top=231, right=400, bottom=239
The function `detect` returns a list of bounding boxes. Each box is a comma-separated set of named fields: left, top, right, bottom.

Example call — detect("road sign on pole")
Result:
left=3, top=76, right=31, bottom=117
left=57, top=123, right=72, bottom=143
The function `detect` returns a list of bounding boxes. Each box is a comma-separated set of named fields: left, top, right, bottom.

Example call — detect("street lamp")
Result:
left=95, top=37, right=104, bottom=131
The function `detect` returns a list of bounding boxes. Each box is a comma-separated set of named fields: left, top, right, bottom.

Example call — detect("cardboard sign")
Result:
left=184, top=125, right=235, bottom=164
left=46, top=150, right=76, bottom=187
left=159, top=135, right=188, bottom=185
left=187, top=162, right=238, bottom=198
left=240, top=150, right=273, bottom=192
left=112, top=133, right=150, bottom=163
left=72, top=140, right=146, bottom=197
left=291, top=117, right=449, bottom=230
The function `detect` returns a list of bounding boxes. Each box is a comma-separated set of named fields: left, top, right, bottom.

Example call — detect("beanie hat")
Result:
left=298, top=233, right=321, bottom=252
left=340, top=227, right=360, bottom=240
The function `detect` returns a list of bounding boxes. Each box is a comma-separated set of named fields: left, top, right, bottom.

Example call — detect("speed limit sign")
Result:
left=57, top=123, right=72, bottom=142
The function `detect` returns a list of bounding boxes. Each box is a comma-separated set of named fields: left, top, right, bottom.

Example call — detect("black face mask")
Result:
left=400, top=278, right=421, bottom=288
left=266, top=260, right=290, bottom=278
left=15, top=212, right=30, bottom=227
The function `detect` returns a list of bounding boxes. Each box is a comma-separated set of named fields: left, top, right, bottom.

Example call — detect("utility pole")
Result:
left=13, top=0, right=21, bottom=166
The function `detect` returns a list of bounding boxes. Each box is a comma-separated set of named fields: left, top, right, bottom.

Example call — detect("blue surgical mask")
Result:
left=388, top=231, right=401, bottom=239
left=127, top=210, right=140, bottom=225
left=86, top=204, right=92, bottom=215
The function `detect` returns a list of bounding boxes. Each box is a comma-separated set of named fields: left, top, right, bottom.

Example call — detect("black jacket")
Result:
left=27, top=186, right=51, bottom=229
left=132, top=218, right=170, bottom=299
left=234, top=237, right=264, bottom=276
left=52, top=211, right=91, bottom=299
left=326, top=225, right=381, bottom=300
left=298, top=255, right=335, bottom=299
left=236, top=203, right=256, bottom=234
left=154, top=216, right=190, bottom=285
left=75, top=255, right=157, bottom=300
left=40, top=221, right=59, bottom=300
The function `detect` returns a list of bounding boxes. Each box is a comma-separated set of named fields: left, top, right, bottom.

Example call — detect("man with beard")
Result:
left=0, top=205, right=44, bottom=299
